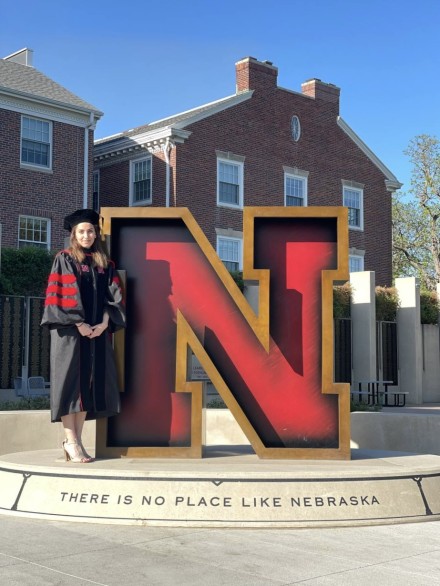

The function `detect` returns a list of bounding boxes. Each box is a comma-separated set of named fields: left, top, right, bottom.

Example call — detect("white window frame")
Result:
left=349, top=254, right=364, bottom=273
left=216, top=235, right=243, bottom=271
left=18, top=215, right=51, bottom=250
left=343, top=185, right=364, bottom=230
left=20, top=115, right=53, bottom=170
left=284, top=172, right=308, bottom=207
left=129, top=156, right=152, bottom=206
left=217, top=158, right=244, bottom=209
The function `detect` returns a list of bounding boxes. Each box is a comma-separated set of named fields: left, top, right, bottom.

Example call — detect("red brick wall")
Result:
left=170, top=90, right=392, bottom=284
left=98, top=150, right=169, bottom=209
left=0, top=109, right=94, bottom=251
left=96, top=81, right=393, bottom=285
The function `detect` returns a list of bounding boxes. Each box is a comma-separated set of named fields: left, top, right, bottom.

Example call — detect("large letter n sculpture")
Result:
left=97, top=206, right=350, bottom=460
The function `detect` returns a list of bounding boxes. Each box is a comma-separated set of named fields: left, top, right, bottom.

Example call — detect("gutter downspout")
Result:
left=83, top=112, right=96, bottom=208
left=163, top=138, right=173, bottom=207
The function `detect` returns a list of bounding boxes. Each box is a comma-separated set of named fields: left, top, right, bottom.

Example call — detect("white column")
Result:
left=395, top=277, right=423, bottom=405
left=83, top=113, right=96, bottom=208
left=350, top=271, right=377, bottom=385
left=244, top=283, right=259, bottom=315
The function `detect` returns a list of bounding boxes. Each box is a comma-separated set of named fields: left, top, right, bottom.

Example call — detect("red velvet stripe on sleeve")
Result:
left=45, top=297, right=78, bottom=308
left=45, top=272, right=78, bottom=308
left=48, top=273, right=76, bottom=284
left=46, top=284, right=77, bottom=296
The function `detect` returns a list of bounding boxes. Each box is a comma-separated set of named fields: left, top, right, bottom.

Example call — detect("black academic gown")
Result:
left=41, top=250, right=125, bottom=422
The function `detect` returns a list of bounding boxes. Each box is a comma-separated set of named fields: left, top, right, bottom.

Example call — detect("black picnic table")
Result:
left=351, top=381, right=408, bottom=407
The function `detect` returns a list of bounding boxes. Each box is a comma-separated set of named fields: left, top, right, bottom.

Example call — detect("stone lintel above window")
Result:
left=215, top=227, right=243, bottom=239
left=283, top=166, right=309, bottom=178
left=349, top=247, right=365, bottom=258
left=216, top=151, right=245, bottom=163
left=342, top=179, right=364, bottom=190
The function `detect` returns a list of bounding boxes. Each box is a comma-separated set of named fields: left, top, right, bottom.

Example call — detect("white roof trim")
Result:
left=172, top=91, right=254, bottom=129
left=94, top=127, right=191, bottom=160
left=337, top=117, right=402, bottom=190
left=95, top=91, right=254, bottom=145
left=0, top=85, right=102, bottom=118
left=152, top=91, right=253, bottom=129
left=0, top=92, right=98, bottom=127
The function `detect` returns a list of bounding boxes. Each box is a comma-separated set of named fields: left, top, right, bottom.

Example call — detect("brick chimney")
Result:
left=235, top=57, right=278, bottom=93
left=301, top=78, right=340, bottom=110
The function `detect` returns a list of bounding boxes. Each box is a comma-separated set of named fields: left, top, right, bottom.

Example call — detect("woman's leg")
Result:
left=61, top=413, right=78, bottom=444
left=61, top=412, right=92, bottom=462
left=75, top=411, right=93, bottom=460
left=75, top=411, right=87, bottom=443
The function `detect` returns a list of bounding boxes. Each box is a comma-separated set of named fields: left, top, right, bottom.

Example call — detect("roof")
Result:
left=94, top=74, right=400, bottom=189
left=0, top=58, right=103, bottom=116
left=95, top=92, right=253, bottom=148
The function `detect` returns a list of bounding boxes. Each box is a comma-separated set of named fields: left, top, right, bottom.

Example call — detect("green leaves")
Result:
left=0, top=247, right=54, bottom=296
left=393, top=134, right=440, bottom=290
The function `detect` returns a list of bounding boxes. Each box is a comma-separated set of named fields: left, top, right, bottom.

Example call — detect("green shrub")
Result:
left=333, top=284, right=401, bottom=321
left=0, top=247, right=53, bottom=296
left=207, top=397, right=227, bottom=408
left=375, top=286, right=399, bottom=321
left=0, top=397, right=50, bottom=410
left=207, top=396, right=379, bottom=412
left=333, top=283, right=351, bottom=318
left=230, top=270, right=244, bottom=292
left=420, top=290, right=439, bottom=324
left=350, top=400, right=382, bottom=412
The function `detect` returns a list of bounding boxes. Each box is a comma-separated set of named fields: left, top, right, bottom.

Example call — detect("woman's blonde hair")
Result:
left=69, top=224, right=109, bottom=269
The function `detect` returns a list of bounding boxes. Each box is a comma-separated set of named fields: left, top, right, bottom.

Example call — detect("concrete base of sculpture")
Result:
left=1, top=447, right=440, bottom=527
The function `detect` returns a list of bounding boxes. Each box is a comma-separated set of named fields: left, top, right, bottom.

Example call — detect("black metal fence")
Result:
left=0, top=295, right=50, bottom=389
left=334, top=318, right=352, bottom=383
left=0, top=298, right=397, bottom=391
left=376, top=321, right=398, bottom=385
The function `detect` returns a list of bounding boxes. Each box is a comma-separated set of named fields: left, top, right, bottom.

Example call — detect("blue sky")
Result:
left=1, top=0, right=439, bottom=192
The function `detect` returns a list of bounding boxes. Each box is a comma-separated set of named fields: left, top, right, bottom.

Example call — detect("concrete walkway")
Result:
left=0, top=514, right=439, bottom=585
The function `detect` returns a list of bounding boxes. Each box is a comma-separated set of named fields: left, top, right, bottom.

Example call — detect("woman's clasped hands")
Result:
left=76, top=322, right=108, bottom=338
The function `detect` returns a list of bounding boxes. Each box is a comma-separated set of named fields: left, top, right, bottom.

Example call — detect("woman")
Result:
left=41, top=209, right=125, bottom=463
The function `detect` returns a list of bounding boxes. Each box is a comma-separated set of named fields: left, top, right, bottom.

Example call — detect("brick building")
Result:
left=0, top=48, right=102, bottom=252
left=95, top=56, right=401, bottom=285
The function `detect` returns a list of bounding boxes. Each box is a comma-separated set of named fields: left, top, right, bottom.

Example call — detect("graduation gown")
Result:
left=41, top=250, right=125, bottom=422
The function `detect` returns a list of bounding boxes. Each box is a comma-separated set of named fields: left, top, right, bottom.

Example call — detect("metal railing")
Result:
left=0, top=295, right=49, bottom=389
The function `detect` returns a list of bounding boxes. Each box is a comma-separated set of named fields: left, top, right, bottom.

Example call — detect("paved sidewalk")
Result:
left=0, top=515, right=439, bottom=585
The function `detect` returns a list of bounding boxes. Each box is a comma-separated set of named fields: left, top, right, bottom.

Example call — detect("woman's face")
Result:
left=74, top=222, right=96, bottom=248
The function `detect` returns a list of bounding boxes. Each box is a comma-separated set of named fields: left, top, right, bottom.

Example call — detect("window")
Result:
left=343, top=186, right=363, bottom=229
left=217, top=159, right=243, bottom=208
left=349, top=255, right=364, bottom=273
left=92, top=170, right=100, bottom=212
left=18, top=216, right=50, bottom=249
left=285, top=173, right=307, bottom=206
left=217, top=236, right=242, bottom=271
left=130, top=157, right=152, bottom=205
left=21, top=116, right=52, bottom=169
